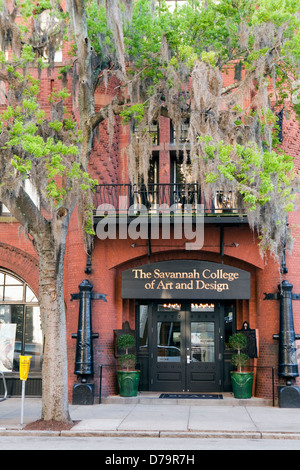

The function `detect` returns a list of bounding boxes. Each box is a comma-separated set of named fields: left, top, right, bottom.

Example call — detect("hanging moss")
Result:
left=1, top=0, right=299, bottom=262
left=109, top=0, right=300, bottom=261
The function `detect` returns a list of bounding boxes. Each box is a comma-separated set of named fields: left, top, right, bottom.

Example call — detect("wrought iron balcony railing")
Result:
left=94, top=183, right=247, bottom=222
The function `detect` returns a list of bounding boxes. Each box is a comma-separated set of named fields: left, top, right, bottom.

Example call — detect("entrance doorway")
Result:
left=137, top=301, right=235, bottom=393
left=153, top=302, right=221, bottom=392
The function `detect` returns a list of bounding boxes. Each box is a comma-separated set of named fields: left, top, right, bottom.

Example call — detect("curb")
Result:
left=101, top=397, right=273, bottom=407
left=0, top=429, right=300, bottom=440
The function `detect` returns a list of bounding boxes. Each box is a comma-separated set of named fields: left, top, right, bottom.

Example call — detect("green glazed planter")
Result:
left=117, top=370, right=140, bottom=397
left=230, top=371, right=254, bottom=399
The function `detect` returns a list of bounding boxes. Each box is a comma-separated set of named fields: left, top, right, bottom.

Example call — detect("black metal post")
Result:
left=273, top=281, right=300, bottom=383
left=99, top=365, right=103, bottom=404
left=71, top=280, right=107, bottom=405
left=72, top=280, right=98, bottom=377
left=268, top=280, right=300, bottom=407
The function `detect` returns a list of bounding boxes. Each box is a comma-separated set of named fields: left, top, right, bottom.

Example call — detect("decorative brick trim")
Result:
left=0, top=242, right=39, bottom=294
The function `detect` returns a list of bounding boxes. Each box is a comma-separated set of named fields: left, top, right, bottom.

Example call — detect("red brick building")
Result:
left=1, top=29, right=300, bottom=405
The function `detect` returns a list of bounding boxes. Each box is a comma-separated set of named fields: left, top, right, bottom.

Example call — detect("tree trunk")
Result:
left=36, top=227, right=71, bottom=423
left=68, top=0, right=94, bottom=165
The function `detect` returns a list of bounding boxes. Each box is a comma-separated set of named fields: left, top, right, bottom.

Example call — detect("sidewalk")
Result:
left=1, top=395, right=300, bottom=439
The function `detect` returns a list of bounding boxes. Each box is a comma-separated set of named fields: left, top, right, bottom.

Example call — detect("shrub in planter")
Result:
left=117, top=334, right=140, bottom=397
left=229, top=333, right=254, bottom=399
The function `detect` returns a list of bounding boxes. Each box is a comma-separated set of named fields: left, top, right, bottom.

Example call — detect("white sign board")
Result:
left=0, top=324, right=16, bottom=371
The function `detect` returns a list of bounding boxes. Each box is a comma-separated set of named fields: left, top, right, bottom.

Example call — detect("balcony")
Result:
left=94, top=184, right=247, bottom=224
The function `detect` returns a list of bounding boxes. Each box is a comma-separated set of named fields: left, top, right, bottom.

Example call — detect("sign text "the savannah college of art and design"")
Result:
left=121, top=261, right=251, bottom=300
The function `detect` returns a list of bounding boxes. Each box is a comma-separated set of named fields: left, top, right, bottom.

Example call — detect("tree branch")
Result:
left=89, top=97, right=125, bottom=130
left=0, top=184, right=49, bottom=235
left=221, top=80, right=243, bottom=95
left=67, top=0, right=95, bottom=167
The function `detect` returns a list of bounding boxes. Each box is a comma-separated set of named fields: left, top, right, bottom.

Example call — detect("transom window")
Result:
left=0, top=270, right=42, bottom=373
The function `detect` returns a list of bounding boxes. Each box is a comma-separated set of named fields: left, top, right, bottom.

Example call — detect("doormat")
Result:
left=159, top=393, right=223, bottom=399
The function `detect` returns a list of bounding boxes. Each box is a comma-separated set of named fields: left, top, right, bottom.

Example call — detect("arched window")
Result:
left=0, top=270, right=42, bottom=373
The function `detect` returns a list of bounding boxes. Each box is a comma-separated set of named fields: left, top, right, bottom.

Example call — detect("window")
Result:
left=131, top=153, right=159, bottom=209
left=148, top=121, right=159, bottom=146
left=0, top=270, right=42, bottom=373
left=214, top=190, right=237, bottom=213
left=138, top=305, right=149, bottom=352
left=133, top=121, right=159, bottom=146
left=170, top=119, right=190, bottom=144
left=224, top=301, right=235, bottom=349
left=191, top=321, right=215, bottom=362
left=157, top=321, right=181, bottom=362
left=171, top=152, right=200, bottom=208
left=39, top=10, right=63, bottom=62
left=157, top=303, right=181, bottom=311
left=162, top=1, right=187, bottom=11
left=191, top=303, right=215, bottom=312
left=172, top=154, right=193, bottom=185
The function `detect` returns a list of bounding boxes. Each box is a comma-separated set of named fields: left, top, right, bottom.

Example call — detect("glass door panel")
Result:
left=151, top=308, right=186, bottom=392
left=191, top=322, right=215, bottom=363
left=187, top=305, right=221, bottom=392
left=157, top=321, right=181, bottom=363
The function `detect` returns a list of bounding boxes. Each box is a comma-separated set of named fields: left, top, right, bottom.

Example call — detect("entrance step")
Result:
left=101, top=392, right=273, bottom=407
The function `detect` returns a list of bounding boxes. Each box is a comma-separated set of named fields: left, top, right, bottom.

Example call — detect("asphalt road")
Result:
left=1, top=436, right=300, bottom=451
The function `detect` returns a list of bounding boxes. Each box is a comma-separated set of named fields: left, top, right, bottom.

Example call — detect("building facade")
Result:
left=0, top=26, right=300, bottom=404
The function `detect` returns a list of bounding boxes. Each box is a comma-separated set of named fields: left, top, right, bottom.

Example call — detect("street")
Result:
left=0, top=436, right=300, bottom=451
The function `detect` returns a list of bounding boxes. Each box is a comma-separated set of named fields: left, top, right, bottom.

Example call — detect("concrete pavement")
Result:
left=1, top=394, right=300, bottom=440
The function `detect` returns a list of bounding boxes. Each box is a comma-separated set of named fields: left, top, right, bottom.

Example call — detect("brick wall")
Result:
left=0, top=56, right=300, bottom=401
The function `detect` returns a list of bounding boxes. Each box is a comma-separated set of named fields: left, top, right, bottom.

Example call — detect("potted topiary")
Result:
left=117, top=334, right=140, bottom=397
left=229, top=333, right=254, bottom=399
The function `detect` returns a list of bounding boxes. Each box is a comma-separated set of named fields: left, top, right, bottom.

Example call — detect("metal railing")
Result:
left=94, top=183, right=246, bottom=217
left=241, top=365, right=276, bottom=406
left=98, top=364, right=118, bottom=404
left=98, top=364, right=275, bottom=405
left=99, top=363, right=141, bottom=404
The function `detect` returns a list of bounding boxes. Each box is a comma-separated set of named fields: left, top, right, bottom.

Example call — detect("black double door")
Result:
left=150, top=302, right=224, bottom=392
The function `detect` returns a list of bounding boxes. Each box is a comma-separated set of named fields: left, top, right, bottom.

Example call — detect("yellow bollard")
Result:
left=19, top=356, right=32, bottom=426
left=19, top=356, right=32, bottom=381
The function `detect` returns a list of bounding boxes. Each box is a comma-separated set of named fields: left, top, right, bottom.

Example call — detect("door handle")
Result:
left=187, top=355, right=191, bottom=364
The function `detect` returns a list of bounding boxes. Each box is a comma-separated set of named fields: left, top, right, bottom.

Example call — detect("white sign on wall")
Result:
left=0, top=324, right=16, bottom=371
